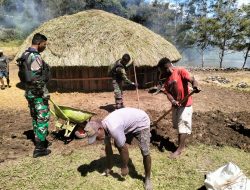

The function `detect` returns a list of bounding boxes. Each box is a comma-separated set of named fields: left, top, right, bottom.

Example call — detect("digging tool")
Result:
left=147, top=78, right=166, bottom=95
left=151, top=88, right=201, bottom=126
left=133, top=63, right=140, bottom=108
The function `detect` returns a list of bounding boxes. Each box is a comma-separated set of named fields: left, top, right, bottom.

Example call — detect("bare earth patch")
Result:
left=0, top=64, right=250, bottom=163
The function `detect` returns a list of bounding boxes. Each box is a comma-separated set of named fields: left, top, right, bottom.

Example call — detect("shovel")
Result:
left=151, top=89, right=201, bottom=126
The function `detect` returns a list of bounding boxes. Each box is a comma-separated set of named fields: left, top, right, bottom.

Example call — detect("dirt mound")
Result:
left=149, top=110, right=250, bottom=152
left=1, top=107, right=249, bottom=163
left=0, top=109, right=33, bottom=162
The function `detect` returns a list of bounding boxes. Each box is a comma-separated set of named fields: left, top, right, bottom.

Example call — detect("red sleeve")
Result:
left=179, top=68, right=191, bottom=81
left=163, top=81, right=168, bottom=93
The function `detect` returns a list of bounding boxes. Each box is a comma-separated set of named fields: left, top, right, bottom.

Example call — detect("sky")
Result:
left=238, top=0, right=250, bottom=6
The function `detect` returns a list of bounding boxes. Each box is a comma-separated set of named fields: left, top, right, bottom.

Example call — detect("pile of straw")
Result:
left=16, top=9, right=181, bottom=67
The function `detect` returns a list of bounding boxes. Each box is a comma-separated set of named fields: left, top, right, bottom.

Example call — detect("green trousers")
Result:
left=25, top=88, right=50, bottom=141
left=112, top=79, right=123, bottom=109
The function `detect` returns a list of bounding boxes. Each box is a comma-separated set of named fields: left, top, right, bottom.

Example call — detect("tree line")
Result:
left=0, top=0, right=249, bottom=68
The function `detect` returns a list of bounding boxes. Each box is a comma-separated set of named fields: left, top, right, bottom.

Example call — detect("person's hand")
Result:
left=101, top=168, right=113, bottom=176
left=171, top=100, right=180, bottom=107
left=121, top=166, right=129, bottom=176
left=153, top=84, right=163, bottom=95
left=193, top=86, right=201, bottom=93
left=132, top=82, right=138, bottom=88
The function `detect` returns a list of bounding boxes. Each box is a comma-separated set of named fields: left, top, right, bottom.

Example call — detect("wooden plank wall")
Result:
left=50, top=66, right=158, bottom=92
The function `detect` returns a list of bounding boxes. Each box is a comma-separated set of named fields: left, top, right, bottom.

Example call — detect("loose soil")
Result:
left=0, top=63, right=250, bottom=163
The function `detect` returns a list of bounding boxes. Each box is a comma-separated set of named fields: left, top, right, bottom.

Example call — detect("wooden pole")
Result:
left=133, top=63, right=140, bottom=109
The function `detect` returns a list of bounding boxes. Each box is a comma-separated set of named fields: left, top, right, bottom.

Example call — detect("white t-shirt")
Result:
left=102, top=107, right=150, bottom=147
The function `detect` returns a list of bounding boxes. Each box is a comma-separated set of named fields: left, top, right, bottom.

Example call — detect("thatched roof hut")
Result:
left=16, top=9, right=181, bottom=91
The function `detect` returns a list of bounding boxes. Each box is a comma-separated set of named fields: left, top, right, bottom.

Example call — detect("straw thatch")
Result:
left=16, top=9, right=181, bottom=67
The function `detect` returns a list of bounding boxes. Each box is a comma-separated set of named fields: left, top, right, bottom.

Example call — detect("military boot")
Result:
left=33, top=139, right=51, bottom=158
left=7, top=78, right=11, bottom=88
left=115, top=103, right=124, bottom=109
left=45, top=139, right=52, bottom=148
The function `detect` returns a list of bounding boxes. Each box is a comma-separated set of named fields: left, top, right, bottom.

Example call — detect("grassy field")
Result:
left=0, top=143, right=249, bottom=190
left=0, top=40, right=23, bottom=58
left=193, top=70, right=250, bottom=93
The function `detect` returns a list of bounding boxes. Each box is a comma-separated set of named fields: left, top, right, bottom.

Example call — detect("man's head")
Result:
left=0, top=50, right=3, bottom=57
left=84, top=121, right=105, bottom=144
left=31, top=33, right=47, bottom=53
left=121, top=54, right=131, bottom=65
left=157, top=57, right=173, bottom=76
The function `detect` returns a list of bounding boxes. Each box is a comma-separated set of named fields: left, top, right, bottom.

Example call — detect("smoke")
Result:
left=0, top=0, right=248, bottom=68
left=178, top=48, right=250, bottom=68
left=0, top=0, right=52, bottom=37
left=237, top=0, right=249, bottom=7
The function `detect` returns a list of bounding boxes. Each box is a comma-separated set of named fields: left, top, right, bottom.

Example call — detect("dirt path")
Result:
left=0, top=64, right=250, bottom=162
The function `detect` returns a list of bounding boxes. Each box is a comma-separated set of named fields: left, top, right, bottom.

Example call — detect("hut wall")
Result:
left=49, top=66, right=159, bottom=92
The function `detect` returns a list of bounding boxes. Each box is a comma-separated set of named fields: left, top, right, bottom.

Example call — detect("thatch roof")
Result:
left=16, top=9, right=181, bottom=67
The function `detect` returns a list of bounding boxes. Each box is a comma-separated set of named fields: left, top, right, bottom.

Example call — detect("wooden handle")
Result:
left=152, top=90, right=197, bottom=125
left=133, top=64, right=140, bottom=109
left=153, top=108, right=172, bottom=125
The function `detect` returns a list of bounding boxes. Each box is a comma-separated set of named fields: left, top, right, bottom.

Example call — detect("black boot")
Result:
left=7, top=78, right=11, bottom=88
left=45, top=139, right=52, bottom=148
left=115, top=103, right=124, bottom=109
left=33, top=139, right=51, bottom=158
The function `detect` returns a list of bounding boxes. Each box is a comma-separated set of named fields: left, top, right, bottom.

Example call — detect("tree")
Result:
left=85, top=0, right=128, bottom=17
left=194, top=17, right=213, bottom=67
left=176, top=0, right=212, bottom=67
left=209, top=0, right=240, bottom=68
left=230, top=4, right=250, bottom=69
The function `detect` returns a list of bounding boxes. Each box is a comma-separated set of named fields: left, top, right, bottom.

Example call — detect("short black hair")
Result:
left=122, top=54, right=131, bottom=63
left=32, top=33, right=47, bottom=45
left=157, top=57, right=171, bottom=68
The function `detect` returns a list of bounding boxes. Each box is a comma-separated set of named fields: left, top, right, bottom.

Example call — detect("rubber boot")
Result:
left=33, top=139, right=51, bottom=158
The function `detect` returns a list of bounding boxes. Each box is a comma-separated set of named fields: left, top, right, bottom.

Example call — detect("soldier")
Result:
left=0, top=50, right=10, bottom=89
left=110, top=54, right=137, bottom=109
left=20, top=33, right=51, bottom=158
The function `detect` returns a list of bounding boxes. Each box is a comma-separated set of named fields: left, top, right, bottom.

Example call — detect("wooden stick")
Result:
left=152, top=90, right=197, bottom=125
left=133, top=63, right=140, bottom=109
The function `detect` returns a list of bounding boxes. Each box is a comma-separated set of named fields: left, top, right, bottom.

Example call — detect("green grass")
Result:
left=0, top=144, right=249, bottom=190
left=0, top=40, right=23, bottom=57
left=0, top=40, right=23, bottom=48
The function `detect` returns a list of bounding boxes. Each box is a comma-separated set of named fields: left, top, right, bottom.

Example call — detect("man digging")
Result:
left=157, top=57, right=200, bottom=159
left=84, top=107, right=152, bottom=190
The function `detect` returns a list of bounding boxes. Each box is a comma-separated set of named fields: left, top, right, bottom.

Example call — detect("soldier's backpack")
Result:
left=16, top=50, right=51, bottom=84
left=16, top=50, right=35, bottom=83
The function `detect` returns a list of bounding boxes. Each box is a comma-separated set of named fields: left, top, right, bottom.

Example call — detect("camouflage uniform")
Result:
left=110, top=60, right=134, bottom=109
left=24, top=47, right=50, bottom=142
